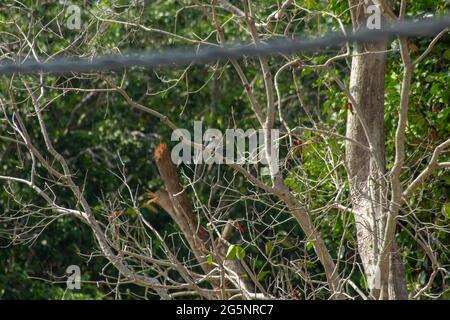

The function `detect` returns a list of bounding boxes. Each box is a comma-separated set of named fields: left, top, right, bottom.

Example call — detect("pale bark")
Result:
left=347, top=0, right=407, bottom=299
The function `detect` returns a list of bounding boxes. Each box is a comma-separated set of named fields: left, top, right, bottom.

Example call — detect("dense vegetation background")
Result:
left=0, top=0, right=448, bottom=299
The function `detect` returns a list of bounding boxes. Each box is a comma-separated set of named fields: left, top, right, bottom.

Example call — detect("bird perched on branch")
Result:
left=290, top=139, right=304, bottom=160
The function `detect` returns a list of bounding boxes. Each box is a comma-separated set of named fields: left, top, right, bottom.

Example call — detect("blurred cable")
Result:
left=0, top=16, right=448, bottom=75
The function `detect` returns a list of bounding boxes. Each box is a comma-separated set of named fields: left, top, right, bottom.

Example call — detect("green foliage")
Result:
left=0, top=0, right=448, bottom=299
left=226, top=244, right=246, bottom=260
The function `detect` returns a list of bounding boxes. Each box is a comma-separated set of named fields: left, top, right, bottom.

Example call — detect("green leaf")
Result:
left=226, top=245, right=245, bottom=260
left=359, top=275, right=367, bottom=290
left=306, top=241, right=313, bottom=252
left=442, top=203, right=450, bottom=219
left=280, top=238, right=293, bottom=248
left=305, top=0, right=320, bottom=10
left=265, top=240, right=274, bottom=255
left=125, top=208, right=137, bottom=217
left=226, top=245, right=237, bottom=260
left=207, top=254, right=213, bottom=265
left=235, top=246, right=246, bottom=260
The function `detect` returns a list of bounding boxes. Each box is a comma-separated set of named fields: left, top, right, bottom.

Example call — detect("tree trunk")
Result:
left=346, top=0, right=408, bottom=299
left=151, top=143, right=256, bottom=298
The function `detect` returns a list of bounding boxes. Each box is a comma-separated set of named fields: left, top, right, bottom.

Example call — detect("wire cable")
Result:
left=0, top=16, right=448, bottom=75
